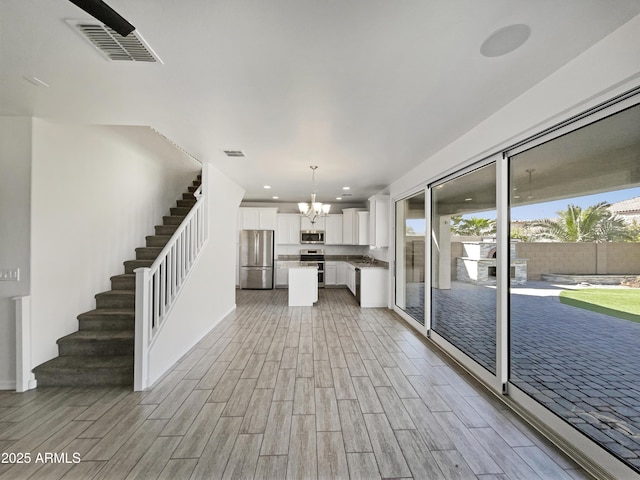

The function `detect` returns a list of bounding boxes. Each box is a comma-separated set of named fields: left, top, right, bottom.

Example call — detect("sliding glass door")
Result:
left=430, top=163, right=497, bottom=374
left=508, top=102, right=640, bottom=472
left=395, top=191, right=426, bottom=325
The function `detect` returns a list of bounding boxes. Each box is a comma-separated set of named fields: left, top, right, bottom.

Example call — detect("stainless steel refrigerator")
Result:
left=239, top=230, right=274, bottom=289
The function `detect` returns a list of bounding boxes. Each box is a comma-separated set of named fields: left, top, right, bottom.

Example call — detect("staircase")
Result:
left=33, top=174, right=201, bottom=387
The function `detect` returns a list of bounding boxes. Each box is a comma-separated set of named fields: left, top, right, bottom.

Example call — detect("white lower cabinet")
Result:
left=346, top=263, right=356, bottom=295
left=337, top=261, right=389, bottom=307
left=280, top=259, right=387, bottom=308
left=325, top=262, right=337, bottom=286
left=337, top=262, right=347, bottom=286
left=276, top=262, right=290, bottom=287
left=359, top=268, right=388, bottom=308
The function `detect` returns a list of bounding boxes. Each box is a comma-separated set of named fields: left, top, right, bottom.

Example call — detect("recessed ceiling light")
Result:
left=342, top=187, right=350, bottom=190
left=465, top=198, right=473, bottom=201
left=272, top=196, right=279, bottom=199
left=264, top=185, right=271, bottom=189
left=480, top=24, right=531, bottom=58
left=336, top=197, right=342, bottom=200
left=514, top=195, right=521, bottom=199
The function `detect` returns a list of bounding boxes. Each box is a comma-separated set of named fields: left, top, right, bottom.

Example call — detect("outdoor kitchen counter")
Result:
left=287, top=263, right=318, bottom=306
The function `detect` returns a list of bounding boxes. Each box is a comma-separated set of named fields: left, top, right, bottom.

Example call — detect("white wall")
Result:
left=147, top=163, right=245, bottom=386
left=30, top=121, right=201, bottom=369
left=0, top=117, right=32, bottom=389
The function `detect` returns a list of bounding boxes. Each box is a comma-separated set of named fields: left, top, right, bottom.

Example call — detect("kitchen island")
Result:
left=286, top=262, right=318, bottom=306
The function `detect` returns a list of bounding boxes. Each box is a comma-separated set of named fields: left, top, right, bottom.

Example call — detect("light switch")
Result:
left=0, top=268, right=20, bottom=281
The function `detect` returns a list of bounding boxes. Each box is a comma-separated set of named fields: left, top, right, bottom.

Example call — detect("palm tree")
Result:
left=628, top=219, right=640, bottom=242
left=450, top=216, right=496, bottom=236
left=532, top=202, right=631, bottom=242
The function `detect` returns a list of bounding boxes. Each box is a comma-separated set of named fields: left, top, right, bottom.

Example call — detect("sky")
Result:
left=404, top=186, right=640, bottom=235
left=510, top=187, right=640, bottom=221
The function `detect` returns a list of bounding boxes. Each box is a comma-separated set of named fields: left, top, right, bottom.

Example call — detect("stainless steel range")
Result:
left=300, top=249, right=325, bottom=288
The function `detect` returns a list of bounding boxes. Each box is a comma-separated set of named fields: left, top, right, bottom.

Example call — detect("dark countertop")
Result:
left=277, top=255, right=388, bottom=269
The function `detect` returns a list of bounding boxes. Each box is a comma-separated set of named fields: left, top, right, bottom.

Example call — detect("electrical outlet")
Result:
left=0, top=268, right=20, bottom=281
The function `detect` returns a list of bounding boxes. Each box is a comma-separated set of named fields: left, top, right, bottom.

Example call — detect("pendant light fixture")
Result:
left=298, top=165, right=331, bottom=224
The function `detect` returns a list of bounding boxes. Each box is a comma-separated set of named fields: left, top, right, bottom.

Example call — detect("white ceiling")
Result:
left=2, top=0, right=639, bottom=205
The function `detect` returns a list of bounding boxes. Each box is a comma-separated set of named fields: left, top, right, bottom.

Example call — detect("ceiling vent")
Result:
left=224, top=150, right=246, bottom=158
left=67, top=20, right=162, bottom=63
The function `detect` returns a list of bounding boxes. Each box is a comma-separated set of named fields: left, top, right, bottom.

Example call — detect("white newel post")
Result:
left=14, top=295, right=37, bottom=392
left=134, top=267, right=151, bottom=391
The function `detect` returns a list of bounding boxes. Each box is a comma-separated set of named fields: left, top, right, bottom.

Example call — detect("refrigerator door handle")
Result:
left=255, top=231, right=258, bottom=263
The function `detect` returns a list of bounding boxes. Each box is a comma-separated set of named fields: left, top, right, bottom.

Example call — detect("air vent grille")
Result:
left=68, top=20, right=161, bottom=63
left=224, top=150, right=246, bottom=157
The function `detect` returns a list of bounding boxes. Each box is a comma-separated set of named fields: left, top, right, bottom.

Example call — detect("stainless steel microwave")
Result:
left=300, top=230, right=325, bottom=244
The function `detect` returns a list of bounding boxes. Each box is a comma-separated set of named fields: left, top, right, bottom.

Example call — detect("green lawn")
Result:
left=559, top=288, right=640, bottom=323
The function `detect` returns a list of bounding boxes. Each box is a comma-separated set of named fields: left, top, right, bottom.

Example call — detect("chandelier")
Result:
left=298, top=165, right=331, bottom=224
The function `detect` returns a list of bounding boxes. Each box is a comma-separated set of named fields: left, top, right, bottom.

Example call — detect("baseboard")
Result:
left=16, top=377, right=37, bottom=393
left=0, top=380, right=17, bottom=391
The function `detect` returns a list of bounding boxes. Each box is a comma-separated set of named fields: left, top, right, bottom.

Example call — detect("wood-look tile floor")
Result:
left=0, top=288, right=592, bottom=479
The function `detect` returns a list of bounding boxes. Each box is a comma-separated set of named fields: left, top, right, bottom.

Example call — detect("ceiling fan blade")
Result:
left=67, top=0, right=135, bottom=36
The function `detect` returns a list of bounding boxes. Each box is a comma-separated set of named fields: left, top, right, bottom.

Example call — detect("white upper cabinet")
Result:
left=239, top=207, right=278, bottom=231
left=300, top=216, right=325, bottom=231
left=277, top=214, right=301, bottom=245
left=357, top=211, right=370, bottom=245
left=368, top=195, right=390, bottom=247
left=342, top=208, right=364, bottom=245
left=325, top=214, right=343, bottom=245
left=343, top=208, right=369, bottom=245
left=258, top=208, right=278, bottom=230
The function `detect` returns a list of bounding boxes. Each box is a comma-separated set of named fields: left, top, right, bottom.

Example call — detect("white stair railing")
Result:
left=134, top=178, right=207, bottom=390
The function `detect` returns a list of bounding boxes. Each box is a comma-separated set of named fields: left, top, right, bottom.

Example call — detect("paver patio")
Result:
left=431, top=281, right=640, bottom=472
